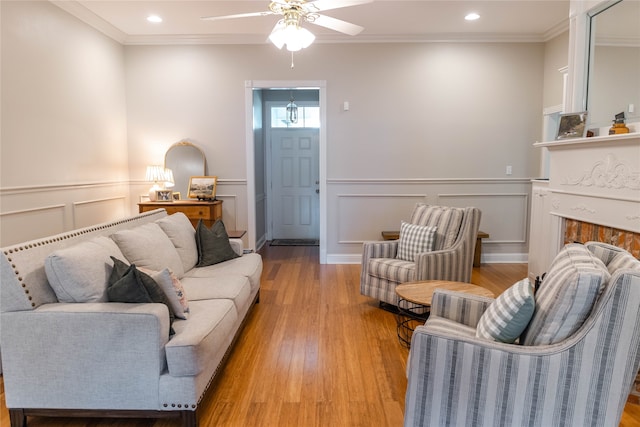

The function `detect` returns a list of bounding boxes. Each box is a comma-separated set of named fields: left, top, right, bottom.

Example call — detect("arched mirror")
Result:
left=164, top=141, right=207, bottom=199
left=587, top=0, right=640, bottom=128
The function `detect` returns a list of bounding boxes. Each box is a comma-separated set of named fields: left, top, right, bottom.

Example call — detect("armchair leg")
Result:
left=9, top=409, right=26, bottom=427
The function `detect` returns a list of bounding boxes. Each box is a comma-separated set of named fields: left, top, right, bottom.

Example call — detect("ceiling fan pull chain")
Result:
left=291, top=51, right=295, bottom=69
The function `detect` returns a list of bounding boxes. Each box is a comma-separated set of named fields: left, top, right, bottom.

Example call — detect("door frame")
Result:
left=244, top=80, right=327, bottom=263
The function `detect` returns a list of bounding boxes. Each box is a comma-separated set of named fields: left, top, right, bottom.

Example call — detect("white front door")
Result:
left=270, top=129, right=319, bottom=239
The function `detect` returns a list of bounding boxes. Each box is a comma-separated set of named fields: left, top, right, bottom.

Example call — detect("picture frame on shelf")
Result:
left=156, top=190, right=173, bottom=202
left=556, top=112, right=588, bottom=140
left=188, top=176, right=218, bottom=200
left=172, top=192, right=181, bottom=201
left=139, top=194, right=151, bottom=203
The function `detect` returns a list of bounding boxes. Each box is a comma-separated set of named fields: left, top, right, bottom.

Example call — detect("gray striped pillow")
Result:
left=396, top=221, right=437, bottom=262
left=521, top=244, right=610, bottom=346
left=476, top=278, right=535, bottom=343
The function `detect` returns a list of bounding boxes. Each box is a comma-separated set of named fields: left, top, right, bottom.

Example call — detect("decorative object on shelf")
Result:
left=609, top=112, right=630, bottom=135
left=286, top=93, right=298, bottom=124
left=172, top=192, right=181, bottom=201
left=155, top=189, right=173, bottom=202
left=188, top=176, right=218, bottom=200
left=556, top=112, right=588, bottom=140
left=146, top=165, right=166, bottom=201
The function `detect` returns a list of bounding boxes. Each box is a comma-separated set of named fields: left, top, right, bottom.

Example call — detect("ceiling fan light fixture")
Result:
left=269, top=20, right=315, bottom=52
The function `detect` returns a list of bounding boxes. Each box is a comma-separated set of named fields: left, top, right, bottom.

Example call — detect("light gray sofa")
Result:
left=404, top=242, right=640, bottom=426
left=0, top=209, right=262, bottom=427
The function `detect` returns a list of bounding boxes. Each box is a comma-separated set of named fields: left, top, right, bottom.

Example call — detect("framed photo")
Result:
left=155, top=189, right=173, bottom=202
left=188, top=176, right=218, bottom=200
left=172, top=192, right=181, bottom=201
left=556, top=112, right=588, bottom=140
left=139, top=194, right=151, bottom=203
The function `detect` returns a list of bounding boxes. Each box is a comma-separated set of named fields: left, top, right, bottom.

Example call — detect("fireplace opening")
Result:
left=563, top=218, right=640, bottom=259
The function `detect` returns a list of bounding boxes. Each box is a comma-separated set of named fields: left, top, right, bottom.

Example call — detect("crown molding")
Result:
left=50, top=0, right=127, bottom=43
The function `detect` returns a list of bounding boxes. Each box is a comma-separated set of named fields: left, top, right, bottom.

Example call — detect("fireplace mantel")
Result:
left=528, top=133, right=640, bottom=283
left=534, top=132, right=640, bottom=234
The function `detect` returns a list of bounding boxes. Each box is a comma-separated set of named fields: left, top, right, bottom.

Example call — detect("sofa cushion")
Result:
left=195, top=220, right=240, bottom=267
left=156, top=213, right=198, bottom=272
left=183, top=253, right=263, bottom=293
left=165, top=299, right=238, bottom=376
left=140, top=267, right=190, bottom=319
left=476, top=278, right=535, bottom=343
left=111, top=222, right=185, bottom=278
left=367, top=258, right=415, bottom=284
left=522, top=244, right=610, bottom=346
left=409, top=204, right=464, bottom=251
left=44, top=236, right=123, bottom=303
left=585, top=241, right=627, bottom=266
left=180, top=275, right=251, bottom=314
left=396, top=221, right=437, bottom=262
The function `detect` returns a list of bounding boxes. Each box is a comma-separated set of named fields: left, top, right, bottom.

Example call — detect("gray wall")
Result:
left=1, top=1, right=558, bottom=263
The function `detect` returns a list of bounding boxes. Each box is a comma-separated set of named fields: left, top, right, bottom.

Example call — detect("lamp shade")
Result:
left=164, top=168, right=175, bottom=188
left=145, top=165, right=166, bottom=183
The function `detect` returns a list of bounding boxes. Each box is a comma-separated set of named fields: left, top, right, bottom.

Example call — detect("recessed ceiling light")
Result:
left=147, top=15, right=163, bottom=23
left=465, top=13, right=480, bottom=21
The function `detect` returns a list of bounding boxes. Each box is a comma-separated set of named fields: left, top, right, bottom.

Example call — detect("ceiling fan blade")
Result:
left=306, top=0, right=373, bottom=13
left=309, top=14, right=364, bottom=36
left=201, top=11, right=275, bottom=21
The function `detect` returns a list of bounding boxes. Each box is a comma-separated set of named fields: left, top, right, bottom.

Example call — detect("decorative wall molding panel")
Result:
left=563, top=153, right=640, bottom=190
left=73, top=197, right=127, bottom=229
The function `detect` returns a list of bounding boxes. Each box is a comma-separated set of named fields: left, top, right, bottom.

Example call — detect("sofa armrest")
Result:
left=229, top=238, right=243, bottom=256
left=1, top=303, right=169, bottom=409
left=430, top=289, right=494, bottom=327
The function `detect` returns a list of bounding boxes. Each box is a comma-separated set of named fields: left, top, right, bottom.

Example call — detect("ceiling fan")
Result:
left=201, top=0, right=373, bottom=52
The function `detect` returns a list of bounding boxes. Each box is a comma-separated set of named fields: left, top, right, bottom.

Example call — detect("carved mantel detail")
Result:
left=563, top=153, right=640, bottom=190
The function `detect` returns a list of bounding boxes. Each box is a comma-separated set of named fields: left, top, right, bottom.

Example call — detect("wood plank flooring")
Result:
left=1, top=245, right=639, bottom=426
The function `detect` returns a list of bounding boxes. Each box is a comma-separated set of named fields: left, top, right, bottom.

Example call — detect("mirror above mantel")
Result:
left=586, top=0, right=640, bottom=130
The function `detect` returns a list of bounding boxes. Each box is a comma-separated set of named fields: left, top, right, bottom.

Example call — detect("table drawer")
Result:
left=164, top=205, right=213, bottom=219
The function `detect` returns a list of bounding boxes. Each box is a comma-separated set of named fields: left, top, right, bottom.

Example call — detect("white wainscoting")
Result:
left=0, top=182, right=131, bottom=247
left=326, top=178, right=532, bottom=264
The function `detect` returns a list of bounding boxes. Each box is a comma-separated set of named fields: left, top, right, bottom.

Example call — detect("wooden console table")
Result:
left=139, top=200, right=222, bottom=228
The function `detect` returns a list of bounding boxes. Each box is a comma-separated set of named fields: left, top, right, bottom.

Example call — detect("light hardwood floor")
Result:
left=1, top=245, right=639, bottom=426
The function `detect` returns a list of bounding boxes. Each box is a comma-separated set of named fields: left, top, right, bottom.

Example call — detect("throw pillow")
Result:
left=45, top=238, right=118, bottom=303
left=156, top=213, right=198, bottom=272
left=521, top=243, right=610, bottom=346
left=476, top=278, right=535, bottom=343
left=396, top=221, right=437, bottom=262
left=195, top=219, right=240, bottom=267
left=409, top=204, right=464, bottom=251
left=111, top=222, right=185, bottom=278
left=107, top=261, right=153, bottom=304
left=139, top=267, right=190, bottom=319
left=109, top=257, right=176, bottom=334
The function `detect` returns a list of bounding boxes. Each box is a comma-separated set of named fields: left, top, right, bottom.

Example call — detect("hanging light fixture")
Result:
left=286, top=93, right=298, bottom=124
left=268, top=10, right=315, bottom=52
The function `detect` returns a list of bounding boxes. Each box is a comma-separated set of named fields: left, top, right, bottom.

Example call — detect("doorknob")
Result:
left=315, top=181, right=319, bottom=185
left=316, top=189, right=320, bottom=194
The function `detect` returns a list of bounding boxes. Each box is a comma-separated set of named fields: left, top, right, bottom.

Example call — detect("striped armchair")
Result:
left=404, top=242, right=640, bottom=427
left=360, top=205, right=481, bottom=306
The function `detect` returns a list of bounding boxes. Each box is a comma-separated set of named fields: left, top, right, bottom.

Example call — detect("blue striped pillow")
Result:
left=476, top=278, right=535, bottom=343
left=396, top=221, right=437, bottom=262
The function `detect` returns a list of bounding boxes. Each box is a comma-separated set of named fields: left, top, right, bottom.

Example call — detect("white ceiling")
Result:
left=53, top=0, right=573, bottom=45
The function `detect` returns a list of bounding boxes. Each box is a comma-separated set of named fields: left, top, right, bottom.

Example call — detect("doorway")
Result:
left=244, top=80, right=327, bottom=263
